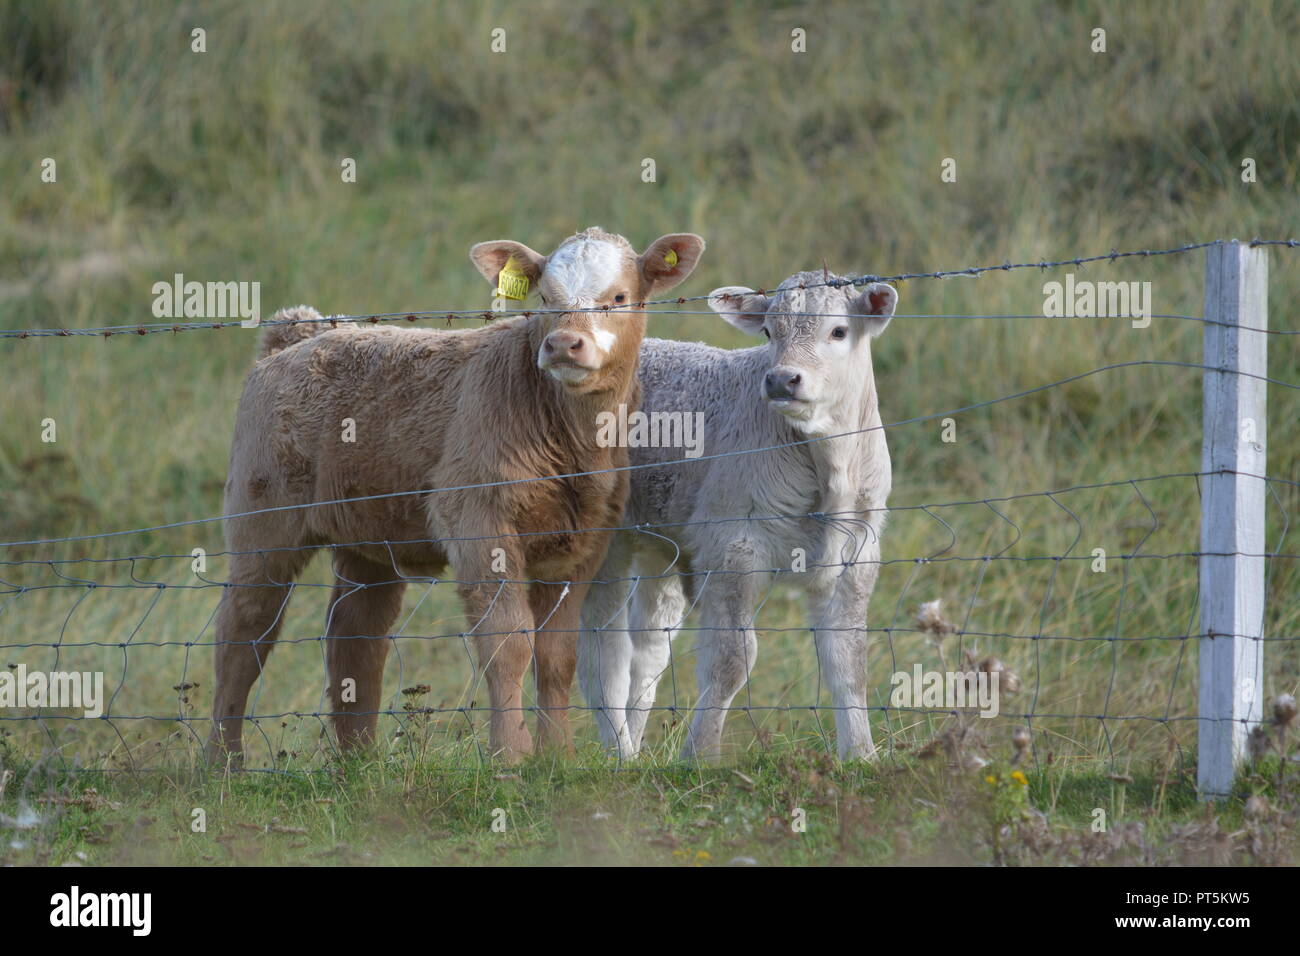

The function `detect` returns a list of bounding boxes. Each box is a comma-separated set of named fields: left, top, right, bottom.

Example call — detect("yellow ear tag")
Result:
left=664, top=249, right=679, bottom=268
left=496, top=258, right=530, bottom=301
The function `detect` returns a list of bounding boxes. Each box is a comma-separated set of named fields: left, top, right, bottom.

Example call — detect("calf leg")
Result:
left=474, top=588, right=535, bottom=761
left=530, top=529, right=622, bottom=752
left=684, top=614, right=758, bottom=761
left=578, top=541, right=635, bottom=755
left=207, top=547, right=312, bottom=762
left=683, top=561, right=759, bottom=761
left=449, top=537, right=535, bottom=762
left=813, top=625, right=874, bottom=759
left=324, top=552, right=407, bottom=753
left=809, top=560, right=880, bottom=760
left=625, top=573, right=686, bottom=754
left=579, top=601, right=632, bottom=754
left=529, top=580, right=585, bottom=753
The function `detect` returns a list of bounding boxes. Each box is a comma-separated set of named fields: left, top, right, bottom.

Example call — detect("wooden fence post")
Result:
left=1198, top=240, right=1268, bottom=799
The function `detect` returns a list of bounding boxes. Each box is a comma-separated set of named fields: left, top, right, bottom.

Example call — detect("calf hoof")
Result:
left=533, top=719, right=575, bottom=756
left=490, top=722, right=535, bottom=764
left=202, top=738, right=244, bottom=770
left=838, top=737, right=879, bottom=762
left=613, top=743, right=641, bottom=762
left=840, top=747, right=878, bottom=763
left=678, top=739, right=722, bottom=764
left=333, top=717, right=382, bottom=756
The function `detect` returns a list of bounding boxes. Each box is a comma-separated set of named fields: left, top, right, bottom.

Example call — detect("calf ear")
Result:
left=708, top=286, right=770, bottom=336
left=469, top=240, right=548, bottom=294
left=848, top=282, right=898, bottom=338
left=638, top=233, right=706, bottom=294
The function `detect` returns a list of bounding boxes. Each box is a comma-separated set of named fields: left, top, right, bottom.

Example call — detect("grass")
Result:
left=3, top=724, right=1296, bottom=866
left=1, top=0, right=1298, bottom=864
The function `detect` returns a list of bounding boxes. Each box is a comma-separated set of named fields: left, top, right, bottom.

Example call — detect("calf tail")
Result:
left=259, top=305, right=329, bottom=358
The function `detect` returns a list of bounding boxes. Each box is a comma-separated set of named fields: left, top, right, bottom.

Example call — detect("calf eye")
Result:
left=614, top=293, right=626, bottom=304
left=831, top=326, right=848, bottom=340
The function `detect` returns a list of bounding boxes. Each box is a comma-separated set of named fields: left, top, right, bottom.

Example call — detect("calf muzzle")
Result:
left=764, top=367, right=804, bottom=401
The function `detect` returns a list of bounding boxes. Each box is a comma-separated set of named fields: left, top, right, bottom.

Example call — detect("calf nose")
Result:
left=543, top=330, right=585, bottom=357
left=764, top=368, right=802, bottom=400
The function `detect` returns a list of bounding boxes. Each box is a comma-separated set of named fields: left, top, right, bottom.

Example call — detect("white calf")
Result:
left=578, top=271, right=897, bottom=760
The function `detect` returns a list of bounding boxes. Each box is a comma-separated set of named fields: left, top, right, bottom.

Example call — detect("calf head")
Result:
left=709, top=271, right=898, bottom=435
left=471, top=227, right=705, bottom=394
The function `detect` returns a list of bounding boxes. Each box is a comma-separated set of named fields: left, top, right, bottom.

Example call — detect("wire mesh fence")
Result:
left=1, top=238, right=1296, bottom=783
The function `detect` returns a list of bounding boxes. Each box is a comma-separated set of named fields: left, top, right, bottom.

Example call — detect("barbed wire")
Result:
left=1, top=237, right=1295, bottom=340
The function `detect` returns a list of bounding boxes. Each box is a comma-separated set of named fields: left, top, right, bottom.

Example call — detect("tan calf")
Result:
left=205, top=227, right=705, bottom=763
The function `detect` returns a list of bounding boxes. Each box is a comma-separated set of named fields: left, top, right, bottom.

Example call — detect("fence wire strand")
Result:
left=2, top=237, right=1296, bottom=340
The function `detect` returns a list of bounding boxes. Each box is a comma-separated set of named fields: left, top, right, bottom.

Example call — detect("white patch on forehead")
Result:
left=541, top=238, right=625, bottom=305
